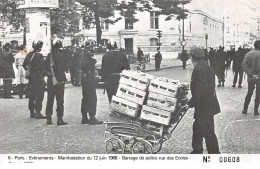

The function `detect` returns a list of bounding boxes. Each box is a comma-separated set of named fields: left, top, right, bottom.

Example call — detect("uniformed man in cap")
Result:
left=23, top=40, right=47, bottom=119
left=101, top=40, right=130, bottom=103
left=80, top=40, right=103, bottom=125
left=188, top=47, right=221, bottom=154
left=45, top=39, right=68, bottom=125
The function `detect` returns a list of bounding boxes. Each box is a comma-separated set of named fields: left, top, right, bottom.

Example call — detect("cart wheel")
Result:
left=152, top=141, right=163, bottom=154
left=106, top=138, right=125, bottom=154
left=132, top=140, right=153, bottom=154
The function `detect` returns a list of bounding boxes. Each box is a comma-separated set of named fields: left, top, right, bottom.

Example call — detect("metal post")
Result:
left=182, top=4, right=185, bottom=52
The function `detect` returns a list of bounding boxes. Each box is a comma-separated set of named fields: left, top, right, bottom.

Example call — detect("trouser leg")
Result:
left=3, top=79, right=7, bottom=98
left=192, top=119, right=203, bottom=153
left=56, top=84, right=65, bottom=118
left=255, top=81, right=260, bottom=111
left=18, top=84, right=24, bottom=98
left=81, top=84, right=88, bottom=117
left=35, top=84, right=45, bottom=113
left=238, top=70, right=243, bottom=86
left=87, top=86, right=97, bottom=118
left=6, top=80, right=12, bottom=97
left=233, top=71, right=238, bottom=85
left=201, top=117, right=220, bottom=154
left=243, top=82, right=255, bottom=111
left=45, top=85, right=55, bottom=117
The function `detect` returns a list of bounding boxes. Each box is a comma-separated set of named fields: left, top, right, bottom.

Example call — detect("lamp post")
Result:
left=205, top=33, right=208, bottom=49
left=182, top=3, right=185, bottom=52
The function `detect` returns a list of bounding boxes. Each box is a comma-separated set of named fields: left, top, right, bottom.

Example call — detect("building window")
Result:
left=226, top=27, right=230, bottom=33
left=125, top=20, right=133, bottom=29
left=100, top=19, right=109, bottom=30
left=150, top=38, right=158, bottom=46
left=150, top=12, right=159, bottom=29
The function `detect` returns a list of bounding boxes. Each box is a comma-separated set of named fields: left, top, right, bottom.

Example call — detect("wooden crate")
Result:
left=148, top=78, right=179, bottom=98
left=141, top=120, right=164, bottom=136
left=110, top=96, right=141, bottom=118
left=140, top=105, right=172, bottom=125
left=146, top=92, right=177, bottom=112
left=116, top=84, right=147, bottom=105
left=119, top=70, right=154, bottom=91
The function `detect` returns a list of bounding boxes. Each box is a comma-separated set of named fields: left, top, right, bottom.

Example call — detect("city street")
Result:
left=0, top=64, right=260, bottom=154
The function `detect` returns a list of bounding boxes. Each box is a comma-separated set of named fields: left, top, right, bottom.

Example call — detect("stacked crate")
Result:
left=110, top=70, right=154, bottom=119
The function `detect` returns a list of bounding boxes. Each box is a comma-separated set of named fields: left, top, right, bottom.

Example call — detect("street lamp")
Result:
left=205, top=33, right=208, bottom=50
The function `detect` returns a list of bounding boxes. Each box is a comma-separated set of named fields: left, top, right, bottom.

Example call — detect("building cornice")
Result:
left=191, top=9, right=223, bottom=24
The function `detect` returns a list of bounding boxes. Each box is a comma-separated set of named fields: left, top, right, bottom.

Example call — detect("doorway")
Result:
left=125, top=38, right=133, bottom=54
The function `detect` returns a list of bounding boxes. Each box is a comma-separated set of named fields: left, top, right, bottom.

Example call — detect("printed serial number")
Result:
left=219, top=156, right=240, bottom=163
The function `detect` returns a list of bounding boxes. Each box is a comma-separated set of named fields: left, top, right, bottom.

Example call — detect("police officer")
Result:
left=45, top=39, right=68, bottom=125
left=215, top=46, right=227, bottom=87
left=155, top=48, right=162, bottom=71
left=80, top=40, right=103, bottom=125
left=23, top=40, right=47, bottom=119
left=232, top=47, right=244, bottom=88
left=101, top=40, right=130, bottom=103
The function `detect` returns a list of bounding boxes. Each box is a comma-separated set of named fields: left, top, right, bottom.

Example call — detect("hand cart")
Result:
left=104, top=105, right=189, bottom=154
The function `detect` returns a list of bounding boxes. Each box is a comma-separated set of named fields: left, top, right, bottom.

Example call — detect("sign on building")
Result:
left=18, top=0, right=59, bottom=9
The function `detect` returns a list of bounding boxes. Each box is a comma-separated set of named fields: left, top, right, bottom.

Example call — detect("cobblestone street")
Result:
left=0, top=63, right=260, bottom=154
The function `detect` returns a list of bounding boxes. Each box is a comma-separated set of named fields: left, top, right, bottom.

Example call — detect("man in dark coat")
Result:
left=242, top=40, right=260, bottom=115
left=101, top=40, right=130, bottom=103
left=0, top=43, right=15, bottom=99
left=232, top=47, right=244, bottom=88
left=188, top=47, right=221, bottom=154
left=154, top=48, right=162, bottom=71
left=45, top=39, right=68, bottom=125
left=215, top=46, right=227, bottom=87
left=179, top=49, right=189, bottom=69
left=23, top=40, right=47, bottom=119
left=208, top=47, right=216, bottom=70
left=137, top=47, right=144, bottom=62
left=80, top=40, right=102, bottom=125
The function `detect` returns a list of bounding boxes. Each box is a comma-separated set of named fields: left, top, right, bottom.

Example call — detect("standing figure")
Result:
left=179, top=49, right=189, bottom=69
left=0, top=43, right=15, bottom=99
left=208, top=47, right=216, bottom=70
left=232, top=47, right=244, bottom=88
left=45, top=39, right=68, bottom=125
left=101, top=40, right=130, bottom=103
left=242, top=40, right=260, bottom=115
left=14, top=45, right=28, bottom=99
left=155, top=48, right=162, bottom=71
left=215, top=46, right=227, bottom=87
left=188, top=47, right=221, bottom=154
left=80, top=40, right=103, bottom=125
left=23, top=40, right=47, bottom=119
left=137, top=47, right=144, bottom=62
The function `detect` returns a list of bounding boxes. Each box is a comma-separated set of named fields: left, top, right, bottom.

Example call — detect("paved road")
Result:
left=0, top=65, right=259, bottom=154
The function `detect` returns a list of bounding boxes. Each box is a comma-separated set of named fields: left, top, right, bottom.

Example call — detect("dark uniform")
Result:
left=189, top=47, right=221, bottom=154
left=45, top=45, right=68, bottom=125
left=179, top=50, right=189, bottom=69
left=101, top=50, right=130, bottom=103
left=208, top=48, right=216, bottom=70
left=155, top=51, right=162, bottom=71
left=70, top=46, right=81, bottom=86
left=137, top=47, right=144, bottom=62
left=232, top=47, right=244, bottom=87
left=23, top=50, right=47, bottom=119
left=215, top=47, right=227, bottom=86
left=80, top=47, right=102, bottom=125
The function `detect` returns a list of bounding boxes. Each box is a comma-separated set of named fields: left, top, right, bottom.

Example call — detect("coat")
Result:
left=155, top=52, right=162, bottom=63
left=215, top=50, right=226, bottom=76
left=189, top=61, right=221, bottom=119
left=13, top=52, right=28, bottom=84
left=0, top=51, right=15, bottom=79
left=233, top=49, right=244, bottom=71
left=242, top=49, right=260, bottom=83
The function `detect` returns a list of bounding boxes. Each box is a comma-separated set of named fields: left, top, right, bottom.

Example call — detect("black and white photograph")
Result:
left=0, top=0, right=260, bottom=167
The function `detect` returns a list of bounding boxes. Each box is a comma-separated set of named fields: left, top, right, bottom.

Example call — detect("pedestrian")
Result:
left=101, top=40, right=130, bottom=103
left=188, top=47, right=221, bottom=154
left=73, top=44, right=81, bottom=86
left=14, top=44, right=28, bottom=99
left=80, top=40, right=103, bottom=125
left=137, top=47, right=144, bottom=62
left=232, top=47, right=244, bottom=88
left=208, top=47, right=216, bottom=70
left=0, top=43, right=15, bottom=99
left=242, top=40, right=260, bottom=115
left=155, top=48, right=162, bottom=71
left=179, top=49, right=189, bottom=69
left=45, top=39, right=68, bottom=125
left=215, top=46, right=227, bottom=87
left=23, top=40, right=47, bottom=119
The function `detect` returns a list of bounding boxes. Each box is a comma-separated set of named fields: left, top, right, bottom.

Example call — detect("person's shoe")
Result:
left=30, top=111, right=35, bottom=118
left=57, top=117, right=68, bottom=125
left=89, top=117, right=103, bottom=125
left=238, top=85, right=242, bottom=88
left=35, top=113, right=47, bottom=119
left=47, top=115, right=52, bottom=125
left=232, top=84, right=236, bottom=88
left=81, top=117, right=89, bottom=124
left=242, top=110, right=247, bottom=114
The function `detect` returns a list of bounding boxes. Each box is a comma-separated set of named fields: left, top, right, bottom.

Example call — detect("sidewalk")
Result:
left=130, top=58, right=191, bottom=72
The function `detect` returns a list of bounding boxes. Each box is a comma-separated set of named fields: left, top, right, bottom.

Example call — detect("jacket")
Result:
left=242, top=49, right=260, bottom=83
left=0, top=51, right=15, bottom=79
left=189, top=61, right=221, bottom=119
